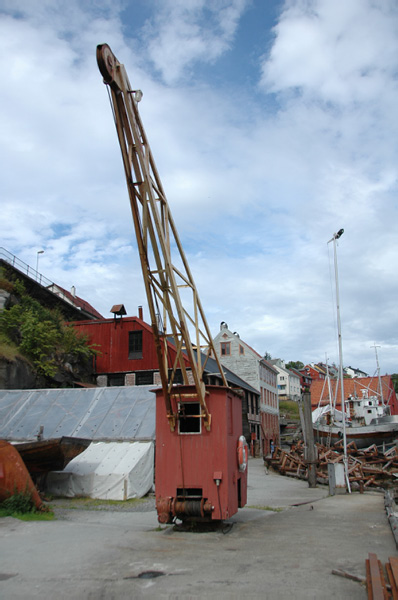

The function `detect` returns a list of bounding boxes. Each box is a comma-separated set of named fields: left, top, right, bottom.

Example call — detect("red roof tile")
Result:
left=310, top=375, right=397, bottom=413
left=51, top=285, right=104, bottom=319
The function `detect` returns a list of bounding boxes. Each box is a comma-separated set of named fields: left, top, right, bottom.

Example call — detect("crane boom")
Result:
left=97, top=44, right=228, bottom=431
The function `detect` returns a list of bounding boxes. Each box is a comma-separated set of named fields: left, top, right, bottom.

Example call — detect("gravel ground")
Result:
left=47, top=493, right=156, bottom=520
left=1, top=460, right=396, bottom=599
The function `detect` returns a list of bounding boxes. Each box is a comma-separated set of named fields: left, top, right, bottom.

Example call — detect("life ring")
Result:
left=237, top=435, right=248, bottom=472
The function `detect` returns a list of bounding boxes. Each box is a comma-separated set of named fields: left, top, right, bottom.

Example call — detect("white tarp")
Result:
left=312, top=405, right=345, bottom=424
left=312, top=405, right=330, bottom=423
left=45, top=441, right=154, bottom=500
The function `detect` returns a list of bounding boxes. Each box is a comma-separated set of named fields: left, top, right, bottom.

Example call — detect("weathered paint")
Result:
left=155, top=384, right=248, bottom=522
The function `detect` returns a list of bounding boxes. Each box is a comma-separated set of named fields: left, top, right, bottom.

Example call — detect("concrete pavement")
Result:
left=0, top=458, right=396, bottom=599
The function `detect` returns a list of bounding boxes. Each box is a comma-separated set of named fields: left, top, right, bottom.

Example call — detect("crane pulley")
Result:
left=97, top=44, right=228, bottom=431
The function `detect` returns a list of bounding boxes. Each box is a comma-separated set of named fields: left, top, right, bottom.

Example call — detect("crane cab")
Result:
left=155, top=384, right=248, bottom=523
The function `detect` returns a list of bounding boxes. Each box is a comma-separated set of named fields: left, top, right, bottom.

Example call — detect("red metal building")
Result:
left=72, top=308, right=189, bottom=387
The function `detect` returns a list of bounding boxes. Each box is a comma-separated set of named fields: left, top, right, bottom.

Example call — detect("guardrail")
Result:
left=0, top=247, right=53, bottom=288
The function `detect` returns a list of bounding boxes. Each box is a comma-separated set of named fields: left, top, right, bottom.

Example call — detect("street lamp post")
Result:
left=328, top=228, right=351, bottom=493
left=36, top=250, right=44, bottom=280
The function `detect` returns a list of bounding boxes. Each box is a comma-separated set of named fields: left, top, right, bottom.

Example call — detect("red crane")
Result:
left=97, top=44, right=248, bottom=523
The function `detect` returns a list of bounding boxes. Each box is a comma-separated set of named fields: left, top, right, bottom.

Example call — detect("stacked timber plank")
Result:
left=366, top=553, right=398, bottom=599
left=265, top=441, right=398, bottom=489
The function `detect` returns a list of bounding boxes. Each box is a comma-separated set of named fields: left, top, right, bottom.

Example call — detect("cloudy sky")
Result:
left=1, top=0, right=397, bottom=376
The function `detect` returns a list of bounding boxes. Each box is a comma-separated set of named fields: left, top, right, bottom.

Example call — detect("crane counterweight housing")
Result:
left=97, top=43, right=248, bottom=523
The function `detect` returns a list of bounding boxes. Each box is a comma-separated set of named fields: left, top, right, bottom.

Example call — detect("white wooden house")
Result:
left=270, top=359, right=301, bottom=402
left=213, top=322, right=279, bottom=455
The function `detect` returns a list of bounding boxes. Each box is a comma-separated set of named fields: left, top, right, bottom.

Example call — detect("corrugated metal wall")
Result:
left=73, top=318, right=160, bottom=373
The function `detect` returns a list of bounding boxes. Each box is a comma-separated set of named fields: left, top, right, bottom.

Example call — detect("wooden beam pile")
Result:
left=265, top=442, right=398, bottom=489
left=332, top=553, right=398, bottom=597
left=365, top=553, right=398, bottom=599
left=270, top=446, right=307, bottom=479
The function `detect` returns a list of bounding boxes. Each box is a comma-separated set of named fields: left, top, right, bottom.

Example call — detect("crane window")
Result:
left=129, top=330, right=143, bottom=359
left=178, top=402, right=201, bottom=434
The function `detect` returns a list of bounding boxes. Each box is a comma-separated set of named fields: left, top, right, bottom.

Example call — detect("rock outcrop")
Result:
left=0, top=355, right=36, bottom=389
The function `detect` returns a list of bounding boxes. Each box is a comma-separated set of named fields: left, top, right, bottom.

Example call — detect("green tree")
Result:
left=0, top=279, right=96, bottom=380
left=286, top=361, right=304, bottom=370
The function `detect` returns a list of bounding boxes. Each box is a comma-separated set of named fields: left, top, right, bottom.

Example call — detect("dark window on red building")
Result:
left=129, top=330, right=143, bottom=359
left=135, top=371, right=154, bottom=385
left=168, top=369, right=183, bottom=384
left=108, top=373, right=125, bottom=387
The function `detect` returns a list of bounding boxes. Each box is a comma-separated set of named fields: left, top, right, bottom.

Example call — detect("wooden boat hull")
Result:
left=13, top=437, right=91, bottom=475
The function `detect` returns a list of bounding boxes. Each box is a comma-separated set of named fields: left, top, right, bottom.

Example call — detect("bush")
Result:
left=0, top=489, right=54, bottom=521
left=1, top=489, right=35, bottom=515
left=0, top=279, right=97, bottom=379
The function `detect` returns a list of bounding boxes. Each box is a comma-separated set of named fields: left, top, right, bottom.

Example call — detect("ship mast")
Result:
left=372, top=343, right=384, bottom=406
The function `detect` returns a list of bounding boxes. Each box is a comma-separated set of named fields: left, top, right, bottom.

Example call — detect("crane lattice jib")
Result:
left=97, top=44, right=228, bottom=431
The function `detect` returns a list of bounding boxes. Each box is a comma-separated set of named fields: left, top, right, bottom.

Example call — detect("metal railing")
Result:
left=0, top=247, right=54, bottom=289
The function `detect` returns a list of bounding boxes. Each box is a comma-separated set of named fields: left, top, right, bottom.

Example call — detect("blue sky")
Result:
left=1, top=0, right=397, bottom=376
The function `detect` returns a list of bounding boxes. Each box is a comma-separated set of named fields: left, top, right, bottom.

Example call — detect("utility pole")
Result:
left=302, top=390, right=317, bottom=488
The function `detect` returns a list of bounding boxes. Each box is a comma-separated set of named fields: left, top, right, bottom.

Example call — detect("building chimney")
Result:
left=138, top=306, right=143, bottom=320
left=71, top=286, right=76, bottom=297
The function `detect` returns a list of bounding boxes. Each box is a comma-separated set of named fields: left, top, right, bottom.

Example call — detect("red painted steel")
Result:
left=155, top=385, right=248, bottom=522
left=0, top=440, right=43, bottom=509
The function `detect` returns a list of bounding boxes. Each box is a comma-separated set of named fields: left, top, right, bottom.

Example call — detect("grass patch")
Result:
left=0, top=508, right=54, bottom=521
left=247, top=505, right=284, bottom=512
left=279, top=400, right=300, bottom=420
left=0, top=489, right=54, bottom=521
left=0, top=335, right=21, bottom=361
left=53, top=496, right=149, bottom=510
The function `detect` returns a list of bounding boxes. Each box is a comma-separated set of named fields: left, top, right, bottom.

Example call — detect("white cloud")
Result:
left=261, top=0, right=398, bottom=106
left=142, top=0, right=249, bottom=84
left=0, top=0, right=397, bottom=375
